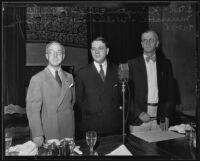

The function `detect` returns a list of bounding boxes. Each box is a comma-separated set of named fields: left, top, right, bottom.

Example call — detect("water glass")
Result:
left=5, top=131, right=12, bottom=155
left=68, top=139, right=76, bottom=156
left=58, top=140, right=70, bottom=156
left=185, top=122, right=195, bottom=141
left=86, top=131, right=97, bottom=155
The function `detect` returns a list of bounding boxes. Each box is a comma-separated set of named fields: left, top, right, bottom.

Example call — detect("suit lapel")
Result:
left=91, top=63, right=105, bottom=84
left=57, top=70, right=72, bottom=109
left=102, top=62, right=115, bottom=92
left=156, top=56, right=162, bottom=91
left=139, top=56, right=148, bottom=91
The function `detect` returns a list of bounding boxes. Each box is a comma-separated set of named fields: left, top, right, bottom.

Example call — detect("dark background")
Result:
left=2, top=1, right=198, bottom=113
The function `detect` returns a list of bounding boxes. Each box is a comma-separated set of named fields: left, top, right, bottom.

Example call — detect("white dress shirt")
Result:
left=47, top=65, right=62, bottom=81
left=143, top=54, right=158, bottom=104
left=94, top=60, right=107, bottom=76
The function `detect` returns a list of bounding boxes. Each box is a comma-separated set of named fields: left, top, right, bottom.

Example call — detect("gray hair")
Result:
left=45, top=41, right=65, bottom=54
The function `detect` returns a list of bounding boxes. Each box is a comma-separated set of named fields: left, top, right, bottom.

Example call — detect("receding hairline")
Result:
left=46, top=41, right=65, bottom=54
left=141, top=30, right=159, bottom=41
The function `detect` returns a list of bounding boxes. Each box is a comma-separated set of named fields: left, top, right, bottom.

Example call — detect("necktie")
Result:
left=145, top=55, right=156, bottom=63
left=99, top=64, right=105, bottom=81
left=55, top=70, right=62, bottom=87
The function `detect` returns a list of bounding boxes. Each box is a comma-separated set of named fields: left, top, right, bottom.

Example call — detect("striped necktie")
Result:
left=99, top=64, right=105, bottom=81
left=55, top=70, right=62, bottom=87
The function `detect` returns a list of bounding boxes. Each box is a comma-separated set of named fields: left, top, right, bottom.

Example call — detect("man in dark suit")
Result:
left=26, top=41, right=75, bottom=147
left=75, top=37, right=122, bottom=138
left=128, top=29, right=174, bottom=133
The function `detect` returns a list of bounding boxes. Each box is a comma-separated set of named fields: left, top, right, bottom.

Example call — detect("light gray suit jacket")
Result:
left=26, top=67, right=75, bottom=140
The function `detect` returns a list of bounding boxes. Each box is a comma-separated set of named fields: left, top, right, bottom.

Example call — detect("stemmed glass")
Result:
left=5, top=131, right=12, bottom=156
left=86, top=131, right=97, bottom=156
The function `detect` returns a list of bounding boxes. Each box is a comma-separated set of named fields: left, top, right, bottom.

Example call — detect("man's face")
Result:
left=91, top=40, right=109, bottom=64
left=45, top=43, right=65, bottom=67
left=141, top=31, right=159, bottom=54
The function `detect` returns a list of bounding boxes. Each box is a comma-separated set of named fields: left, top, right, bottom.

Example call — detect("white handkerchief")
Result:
left=106, top=144, right=132, bottom=156
left=9, top=141, right=38, bottom=156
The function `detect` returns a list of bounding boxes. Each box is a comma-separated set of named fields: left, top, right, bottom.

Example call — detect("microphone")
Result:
left=118, top=63, right=129, bottom=83
left=118, top=63, right=129, bottom=145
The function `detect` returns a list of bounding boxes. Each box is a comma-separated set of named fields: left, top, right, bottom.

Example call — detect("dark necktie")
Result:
left=145, top=55, right=156, bottom=63
left=55, top=70, right=62, bottom=87
left=99, top=64, right=105, bottom=81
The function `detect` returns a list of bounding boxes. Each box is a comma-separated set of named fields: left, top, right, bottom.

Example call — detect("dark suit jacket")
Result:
left=75, top=62, right=122, bottom=136
left=128, top=55, right=174, bottom=126
left=26, top=67, right=75, bottom=140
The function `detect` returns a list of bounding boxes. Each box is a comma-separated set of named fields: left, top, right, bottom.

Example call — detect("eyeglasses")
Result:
left=91, top=46, right=106, bottom=52
left=48, top=50, right=63, bottom=56
left=142, top=38, right=157, bottom=44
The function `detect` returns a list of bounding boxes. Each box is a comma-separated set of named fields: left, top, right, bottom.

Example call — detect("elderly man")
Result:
left=128, top=29, right=174, bottom=133
left=26, top=41, right=75, bottom=147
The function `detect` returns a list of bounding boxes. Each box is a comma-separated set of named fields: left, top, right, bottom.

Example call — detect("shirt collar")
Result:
left=47, top=65, right=61, bottom=77
left=143, top=53, right=156, bottom=63
left=93, top=60, right=107, bottom=71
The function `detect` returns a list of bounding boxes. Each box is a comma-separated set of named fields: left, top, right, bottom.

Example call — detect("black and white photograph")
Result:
left=2, top=0, right=200, bottom=160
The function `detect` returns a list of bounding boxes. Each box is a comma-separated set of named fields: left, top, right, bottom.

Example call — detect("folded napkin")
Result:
left=106, top=144, right=132, bottom=156
left=169, top=124, right=192, bottom=134
left=9, top=141, right=38, bottom=156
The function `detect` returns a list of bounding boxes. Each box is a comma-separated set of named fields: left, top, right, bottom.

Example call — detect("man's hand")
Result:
left=139, top=112, right=151, bottom=122
left=160, top=117, right=169, bottom=131
left=33, top=136, right=44, bottom=147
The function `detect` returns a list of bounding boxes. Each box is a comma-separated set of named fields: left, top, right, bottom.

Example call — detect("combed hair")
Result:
left=45, top=41, right=65, bottom=54
left=91, top=36, right=108, bottom=48
left=141, top=29, right=159, bottom=41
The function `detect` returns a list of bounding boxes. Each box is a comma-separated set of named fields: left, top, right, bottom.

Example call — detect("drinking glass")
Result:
left=86, top=131, right=97, bottom=156
left=68, top=139, right=76, bottom=156
left=5, top=131, right=12, bottom=156
left=190, top=121, right=196, bottom=131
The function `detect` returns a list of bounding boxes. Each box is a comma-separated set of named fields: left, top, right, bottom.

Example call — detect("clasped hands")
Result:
left=139, top=112, right=169, bottom=131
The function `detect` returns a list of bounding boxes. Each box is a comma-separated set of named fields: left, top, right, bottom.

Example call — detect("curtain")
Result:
left=87, top=6, right=149, bottom=64
left=3, top=5, right=26, bottom=107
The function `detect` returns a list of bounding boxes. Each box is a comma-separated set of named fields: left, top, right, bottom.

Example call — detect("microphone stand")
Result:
left=122, top=80, right=126, bottom=144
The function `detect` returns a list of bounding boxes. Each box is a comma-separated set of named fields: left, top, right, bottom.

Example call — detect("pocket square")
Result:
left=69, top=83, right=74, bottom=88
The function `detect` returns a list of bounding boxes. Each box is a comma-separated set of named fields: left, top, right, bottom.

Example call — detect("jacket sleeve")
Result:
left=128, top=60, right=143, bottom=126
left=26, top=77, right=44, bottom=139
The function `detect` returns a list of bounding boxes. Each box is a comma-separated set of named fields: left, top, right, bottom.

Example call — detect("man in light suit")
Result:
left=128, top=29, right=174, bottom=133
left=75, top=37, right=122, bottom=138
left=26, top=41, right=75, bottom=147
